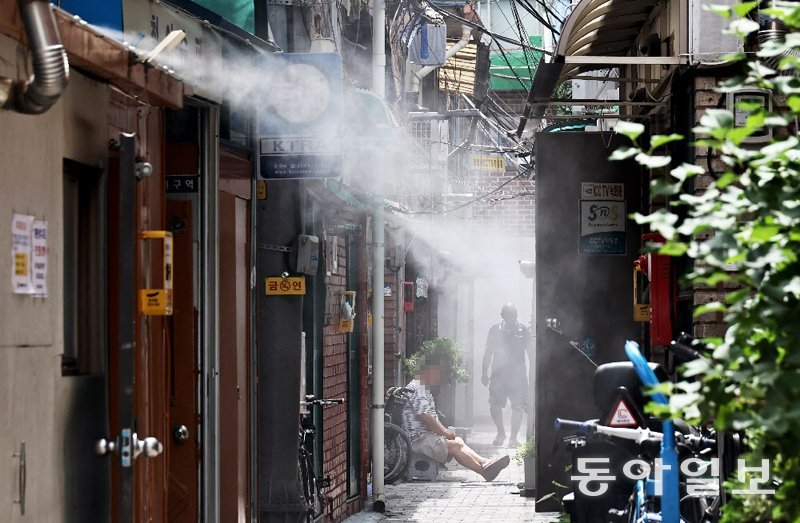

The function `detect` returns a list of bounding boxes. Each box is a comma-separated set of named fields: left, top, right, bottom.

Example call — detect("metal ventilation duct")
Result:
left=1, top=0, right=69, bottom=114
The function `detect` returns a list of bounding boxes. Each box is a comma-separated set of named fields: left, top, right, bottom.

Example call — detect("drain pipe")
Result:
left=413, top=25, right=472, bottom=84
left=410, top=24, right=471, bottom=103
left=0, top=0, right=69, bottom=114
left=372, top=0, right=387, bottom=512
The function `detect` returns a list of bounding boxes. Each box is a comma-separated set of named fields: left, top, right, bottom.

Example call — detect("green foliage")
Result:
left=403, top=336, right=470, bottom=384
left=611, top=4, right=800, bottom=520
left=513, top=438, right=536, bottom=464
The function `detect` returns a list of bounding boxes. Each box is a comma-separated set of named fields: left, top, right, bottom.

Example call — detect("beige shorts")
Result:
left=411, top=432, right=449, bottom=464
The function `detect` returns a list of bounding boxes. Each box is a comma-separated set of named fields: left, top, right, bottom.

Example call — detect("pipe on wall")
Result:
left=1, top=0, right=69, bottom=114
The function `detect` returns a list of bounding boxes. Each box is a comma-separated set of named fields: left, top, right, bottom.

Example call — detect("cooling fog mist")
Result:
left=97, top=23, right=537, bottom=427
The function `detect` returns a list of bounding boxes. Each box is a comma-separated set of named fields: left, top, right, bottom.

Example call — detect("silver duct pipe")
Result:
left=1, top=0, right=69, bottom=114
left=757, top=0, right=798, bottom=74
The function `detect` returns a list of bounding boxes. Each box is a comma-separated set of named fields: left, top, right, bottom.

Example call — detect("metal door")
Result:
left=166, top=199, right=200, bottom=522
left=96, top=133, right=164, bottom=522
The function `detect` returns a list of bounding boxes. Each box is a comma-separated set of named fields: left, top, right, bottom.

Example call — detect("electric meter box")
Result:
left=295, top=234, right=320, bottom=275
left=727, top=88, right=772, bottom=144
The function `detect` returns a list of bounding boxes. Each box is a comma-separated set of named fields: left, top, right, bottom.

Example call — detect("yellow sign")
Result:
left=140, top=289, right=172, bottom=315
left=634, top=304, right=651, bottom=322
left=265, top=276, right=306, bottom=295
left=140, top=230, right=173, bottom=316
left=257, top=180, right=267, bottom=200
left=338, top=319, right=353, bottom=333
left=471, top=155, right=505, bottom=172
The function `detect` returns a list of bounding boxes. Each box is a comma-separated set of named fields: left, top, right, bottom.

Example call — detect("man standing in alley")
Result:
left=402, top=354, right=510, bottom=481
left=482, top=302, right=531, bottom=447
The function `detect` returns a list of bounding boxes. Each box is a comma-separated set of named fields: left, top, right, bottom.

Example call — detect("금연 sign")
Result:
left=258, top=53, right=343, bottom=180
left=265, top=276, right=306, bottom=295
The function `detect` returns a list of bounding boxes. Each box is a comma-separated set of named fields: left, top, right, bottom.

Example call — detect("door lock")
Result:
left=96, top=430, right=163, bottom=467
left=173, top=424, right=189, bottom=443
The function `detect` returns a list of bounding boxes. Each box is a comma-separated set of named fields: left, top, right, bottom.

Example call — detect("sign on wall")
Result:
left=258, top=53, right=343, bottom=180
left=11, top=214, right=48, bottom=296
left=580, top=200, right=626, bottom=255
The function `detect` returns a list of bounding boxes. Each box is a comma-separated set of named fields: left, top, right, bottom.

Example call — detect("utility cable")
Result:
left=426, top=1, right=552, bottom=55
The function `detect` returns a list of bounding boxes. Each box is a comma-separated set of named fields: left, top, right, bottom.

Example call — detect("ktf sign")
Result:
left=258, top=53, right=343, bottom=179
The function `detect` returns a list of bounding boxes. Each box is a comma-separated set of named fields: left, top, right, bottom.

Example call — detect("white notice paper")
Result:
left=31, top=220, right=48, bottom=296
left=11, top=214, right=34, bottom=294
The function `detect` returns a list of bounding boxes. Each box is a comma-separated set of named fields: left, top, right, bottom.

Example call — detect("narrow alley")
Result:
left=344, top=424, right=561, bottom=523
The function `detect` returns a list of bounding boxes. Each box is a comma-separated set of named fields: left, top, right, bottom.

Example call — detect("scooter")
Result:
left=557, top=338, right=735, bottom=523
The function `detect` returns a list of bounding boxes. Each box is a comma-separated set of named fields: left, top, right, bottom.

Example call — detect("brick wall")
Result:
left=691, top=76, right=737, bottom=339
left=320, top=215, right=370, bottom=522
left=469, top=170, right=536, bottom=236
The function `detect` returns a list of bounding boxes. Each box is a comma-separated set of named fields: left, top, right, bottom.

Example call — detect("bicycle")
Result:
left=384, top=386, right=413, bottom=483
left=298, top=396, right=343, bottom=522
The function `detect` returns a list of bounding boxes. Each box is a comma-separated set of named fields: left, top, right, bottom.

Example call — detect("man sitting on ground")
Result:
left=401, top=354, right=510, bottom=481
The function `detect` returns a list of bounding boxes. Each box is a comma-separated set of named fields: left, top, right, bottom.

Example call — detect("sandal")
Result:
left=481, top=455, right=510, bottom=481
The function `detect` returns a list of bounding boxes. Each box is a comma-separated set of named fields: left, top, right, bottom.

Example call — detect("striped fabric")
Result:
left=400, top=379, right=438, bottom=441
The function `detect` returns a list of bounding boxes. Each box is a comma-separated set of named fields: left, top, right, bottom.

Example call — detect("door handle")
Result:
left=173, top=424, right=189, bottom=443
left=96, top=431, right=164, bottom=466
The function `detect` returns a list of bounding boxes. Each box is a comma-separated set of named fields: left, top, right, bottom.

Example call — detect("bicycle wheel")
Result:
left=298, top=448, right=323, bottom=521
left=384, top=422, right=412, bottom=484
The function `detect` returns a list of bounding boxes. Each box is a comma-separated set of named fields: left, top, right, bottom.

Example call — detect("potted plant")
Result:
left=403, top=337, right=470, bottom=426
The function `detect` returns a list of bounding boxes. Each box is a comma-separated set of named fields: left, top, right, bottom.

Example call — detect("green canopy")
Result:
left=489, top=35, right=542, bottom=91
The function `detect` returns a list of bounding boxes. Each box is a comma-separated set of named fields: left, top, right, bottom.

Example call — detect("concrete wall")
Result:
left=0, top=33, right=111, bottom=523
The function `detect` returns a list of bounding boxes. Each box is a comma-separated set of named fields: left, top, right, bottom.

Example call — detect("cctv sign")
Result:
left=258, top=53, right=343, bottom=179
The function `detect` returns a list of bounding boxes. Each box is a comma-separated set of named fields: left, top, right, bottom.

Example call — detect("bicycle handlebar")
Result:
left=556, top=418, right=663, bottom=444
left=554, top=418, right=594, bottom=434
left=668, top=341, right=702, bottom=363
left=556, top=418, right=717, bottom=453
left=301, top=398, right=345, bottom=406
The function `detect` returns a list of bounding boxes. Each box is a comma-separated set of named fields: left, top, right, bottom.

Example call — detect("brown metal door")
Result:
left=219, top=190, right=250, bottom=522
left=166, top=200, right=200, bottom=522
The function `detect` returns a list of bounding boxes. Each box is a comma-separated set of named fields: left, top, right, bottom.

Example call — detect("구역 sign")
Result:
left=265, top=276, right=306, bottom=296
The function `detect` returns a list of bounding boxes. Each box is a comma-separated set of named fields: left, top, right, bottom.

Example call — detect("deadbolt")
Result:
left=173, top=424, right=189, bottom=443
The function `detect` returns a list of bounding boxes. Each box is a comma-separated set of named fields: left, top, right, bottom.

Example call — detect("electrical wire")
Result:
left=426, top=1, right=552, bottom=55
left=402, top=173, right=524, bottom=214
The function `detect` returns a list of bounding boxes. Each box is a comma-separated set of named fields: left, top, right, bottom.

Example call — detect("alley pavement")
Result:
left=343, top=424, right=562, bottom=523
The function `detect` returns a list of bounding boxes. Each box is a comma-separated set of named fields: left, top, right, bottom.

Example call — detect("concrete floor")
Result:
left=343, top=424, right=563, bottom=523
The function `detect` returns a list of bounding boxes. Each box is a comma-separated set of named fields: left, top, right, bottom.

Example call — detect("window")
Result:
left=62, top=160, right=106, bottom=376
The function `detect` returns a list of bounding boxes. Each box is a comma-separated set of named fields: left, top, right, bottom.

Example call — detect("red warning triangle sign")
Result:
left=608, top=398, right=638, bottom=427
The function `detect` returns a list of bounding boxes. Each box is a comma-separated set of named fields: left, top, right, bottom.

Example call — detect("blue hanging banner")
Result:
left=54, top=0, right=123, bottom=31
left=257, top=53, right=343, bottom=180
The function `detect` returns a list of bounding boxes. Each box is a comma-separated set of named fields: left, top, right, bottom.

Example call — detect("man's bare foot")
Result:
left=492, top=433, right=506, bottom=447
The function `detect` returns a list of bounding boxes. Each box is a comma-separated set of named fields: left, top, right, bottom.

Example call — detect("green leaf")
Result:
left=725, top=17, right=760, bottom=39
left=748, top=224, right=781, bottom=243
left=614, top=121, right=645, bottom=141
left=705, top=4, right=732, bottom=19
left=659, top=241, right=688, bottom=256
left=734, top=1, right=759, bottom=17
left=651, top=178, right=681, bottom=197
left=695, top=302, right=728, bottom=317
left=650, top=133, right=684, bottom=150
left=609, top=146, right=639, bottom=161
left=670, top=163, right=705, bottom=182
left=635, top=152, right=672, bottom=169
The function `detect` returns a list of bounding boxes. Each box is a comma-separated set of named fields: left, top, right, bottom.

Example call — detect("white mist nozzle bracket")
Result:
left=143, top=30, right=186, bottom=64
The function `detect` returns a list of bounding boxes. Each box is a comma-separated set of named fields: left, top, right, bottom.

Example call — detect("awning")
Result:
left=515, top=0, right=658, bottom=136
left=0, top=0, right=184, bottom=107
